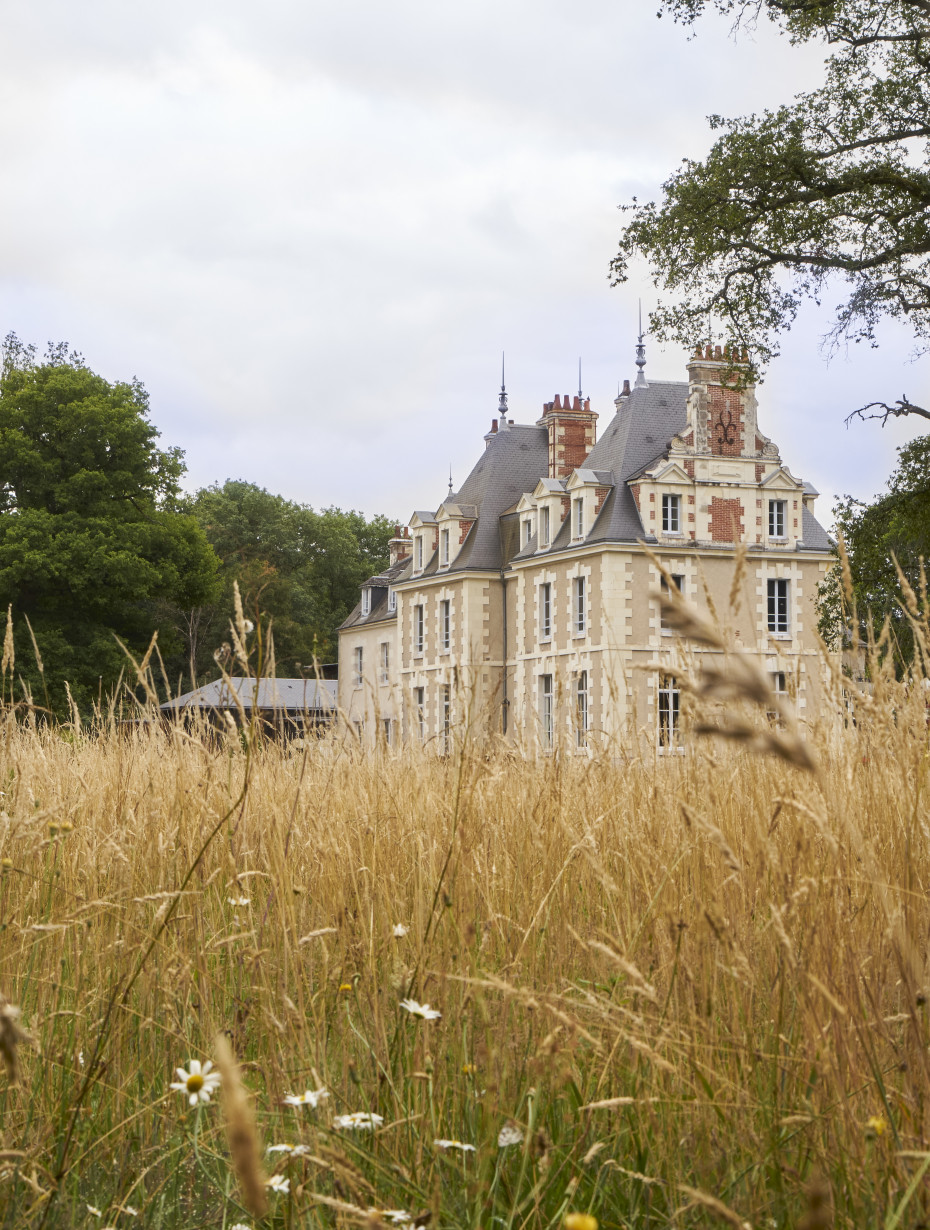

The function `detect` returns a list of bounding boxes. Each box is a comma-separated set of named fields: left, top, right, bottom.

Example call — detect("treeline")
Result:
left=0, top=337, right=392, bottom=713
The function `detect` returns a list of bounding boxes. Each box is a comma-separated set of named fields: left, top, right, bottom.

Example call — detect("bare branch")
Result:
left=846, top=395, right=930, bottom=426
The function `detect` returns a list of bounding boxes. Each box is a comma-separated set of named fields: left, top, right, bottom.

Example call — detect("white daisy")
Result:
left=497, top=1124, right=524, bottom=1148
left=122, top=1207, right=139, bottom=1218
left=374, top=1211, right=411, bottom=1224
left=170, top=1058, right=222, bottom=1107
left=227, top=896, right=251, bottom=907
left=434, top=1138, right=477, bottom=1152
left=333, top=1112, right=384, bottom=1130
left=267, top=1143, right=310, bottom=1155
left=392, top=923, right=409, bottom=937
left=399, top=998, right=441, bottom=1021
left=283, top=1088, right=329, bottom=1109
left=266, top=1174, right=290, bottom=1194
left=86, top=1207, right=102, bottom=1218
left=229, top=1224, right=252, bottom=1230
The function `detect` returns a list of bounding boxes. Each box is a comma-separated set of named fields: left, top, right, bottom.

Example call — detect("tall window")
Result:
left=659, top=574, right=684, bottom=632
left=415, top=536, right=424, bottom=570
left=380, top=642, right=389, bottom=683
left=772, top=670, right=787, bottom=697
left=387, top=587, right=396, bottom=613
left=414, top=604, right=425, bottom=655
left=354, top=647, right=363, bottom=687
left=576, top=670, right=588, bottom=748
left=360, top=588, right=371, bottom=616
left=414, top=686, right=425, bottom=740
left=440, top=599, right=451, bottom=651
left=658, top=674, right=680, bottom=748
left=524, top=518, right=533, bottom=546
left=540, top=674, right=554, bottom=749
left=768, top=499, right=787, bottom=538
left=440, top=528, right=450, bottom=565
left=662, top=494, right=681, bottom=533
left=573, top=575, right=587, bottom=635
left=573, top=497, right=584, bottom=539
left=441, top=683, right=452, bottom=752
left=540, top=505, right=550, bottom=547
left=381, top=718, right=393, bottom=746
left=767, top=578, right=789, bottom=634
left=540, top=582, right=552, bottom=640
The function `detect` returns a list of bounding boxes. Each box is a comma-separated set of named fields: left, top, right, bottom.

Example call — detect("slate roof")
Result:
left=162, top=677, right=337, bottom=713
left=339, top=556, right=411, bottom=631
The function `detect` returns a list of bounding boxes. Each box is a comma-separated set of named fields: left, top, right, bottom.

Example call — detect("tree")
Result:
left=612, top=0, right=930, bottom=421
left=818, top=431, right=930, bottom=666
left=181, top=480, right=393, bottom=678
left=0, top=335, right=221, bottom=712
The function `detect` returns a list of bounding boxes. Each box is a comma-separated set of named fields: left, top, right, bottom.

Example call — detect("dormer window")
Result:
left=768, top=499, right=787, bottom=538
left=573, top=498, right=584, bottom=539
left=540, top=506, right=550, bottom=548
left=662, top=494, right=681, bottom=534
left=388, top=588, right=396, bottom=613
left=361, top=587, right=371, bottom=617
left=440, top=527, right=450, bottom=566
left=415, top=536, right=424, bottom=570
left=523, top=518, right=533, bottom=547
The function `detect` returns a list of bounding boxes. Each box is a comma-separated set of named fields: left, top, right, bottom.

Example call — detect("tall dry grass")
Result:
left=0, top=623, right=928, bottom=1228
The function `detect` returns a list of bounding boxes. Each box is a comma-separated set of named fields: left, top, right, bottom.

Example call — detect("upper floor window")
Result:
left=660, top=574, right=684, bottom=632
left=354, top=646, right=364, bottom=687
left=380, top=641, right=390, bottom=683
left=662, top=493, right=681, bottom=534
left=573, top=498, right=584, bottom=539
left=658, top=674, right=681, bottom=748
left=540, top=506, right=550, bottom=548
left=573, top=575, right=587, bottom=635
left=767, top=578, right=789, bottom=634
left=388, top=588, right=396, bottom=613
left=576, top=670, right=589, bottom=749
left=440, top=528, right=450, bottom=566
left=360, top=587, right=371, bottom=617
left=768, top=499, right=787, bottom=538
left=540, top=582, right=552, bottom=640
left=440, top=599, right=451, bottom=651
left=524, top=518, right=533, bottom=547
left=414, top=604, right=425, bottom=655
left=415, top=536, right=424, bottom=570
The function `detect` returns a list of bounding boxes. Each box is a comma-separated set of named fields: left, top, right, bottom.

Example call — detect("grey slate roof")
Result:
left=339, top=556, right=411, bottom=631
left=800, top=505, right=833, bottom=552
left=162, top=677, right=337, bottom=713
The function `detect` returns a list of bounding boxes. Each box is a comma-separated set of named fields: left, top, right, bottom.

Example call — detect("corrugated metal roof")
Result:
left=162, top=677, right=337, bottom=712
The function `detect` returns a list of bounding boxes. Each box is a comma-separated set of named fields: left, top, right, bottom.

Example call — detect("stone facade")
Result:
left=338, top=348, right=834, bottom=750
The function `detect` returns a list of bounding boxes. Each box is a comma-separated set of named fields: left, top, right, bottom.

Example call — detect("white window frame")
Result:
left=540, top=505, right=550, bottom=548
left=379, top=641, right=389, bottom=684
left=440, top=527, right=450, bottom=566
left=524, top=518, right=533, bottom=547
left=441, top=683, right=452, bottom=752
left=767, top=578, right=790, bottom=635
left=414, top=686, right=425, bottom=740
left=354, top=646, right=363, bottom=688
left=440, top=598, right=451, bottom=652
left=573, top=497, right=584, bottom=539
left=658, top=674, right=681, bottom=749
left=768, top=499, right=787, bottom=539
left=540, top=582, right=552, bottom=641
left=540, top=674, right=554, bottom=749
left=414, top=604, right=425, bottom=655
left=360, top=587, right=371, bottom=617
left=573, top=575, right=586, bottom=636
left=660, top=574, right=685, bottom=634
left=387, top=587, right=396, bottom=613
left=662, top=493, right=681, bottom=534
left=415, top=536, right=424, bottom=570
left=576, top=670, right=588, bottom=748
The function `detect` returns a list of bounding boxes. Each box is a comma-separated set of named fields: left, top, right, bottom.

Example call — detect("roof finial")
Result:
left=448, top=464, right=454, bottom=498
left=635, top=300, right=647, bottom=387
left=497, top=350, right=509, bottom=430
left=578, top=356, right=583, bottom=401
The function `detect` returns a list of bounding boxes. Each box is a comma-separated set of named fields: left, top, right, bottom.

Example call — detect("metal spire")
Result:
left=578, top=357, right=583, bottom=402
left=635, top=300, right=647, bottom=387
left=447, top=464, right=454, bottom=498
left=497, top=351, right=509, bottom=430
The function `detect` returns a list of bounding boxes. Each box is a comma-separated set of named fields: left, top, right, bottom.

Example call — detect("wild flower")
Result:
left=400, top=998, right=441, bottom=1020
left=373, top=1211, right=411, bottom=1224
left=227, top=896, right=251, bottom=907
left=86, top=1206, right=102, bottom=1218
left=564, top=1216, right=598, bottom=1230
left=434, top=1139, right=476, bottom=1152
left=122, top=1206, right=139, bottom=1218
left=392, top=923, right=409, bottom=937
left=283, top=1088, right=329, bottom=1108
left=229, top=1224, right=252, bottom=1230
left=866, top=1115, right=888, bottom=1138
left=170, top=1058, right=221, bottom=1107
left=333, top=1112, right=384, bottom=1130
left=268, top=1143, right=310, bottom=1155
left=497, top=1124, right=524, bottom=1148
left=266, top=1174, right=290, bottom=1194
left=338, top=983, right=353, bottom=993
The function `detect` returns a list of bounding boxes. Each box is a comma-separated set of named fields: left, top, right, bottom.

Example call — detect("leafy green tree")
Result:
left=0, top=335, right=221, bottom=712
left=818, top=432, right=930, bottom=666
left=181, top=480, right=392, bottom=678
left=613, top=0, right=930, bottom=422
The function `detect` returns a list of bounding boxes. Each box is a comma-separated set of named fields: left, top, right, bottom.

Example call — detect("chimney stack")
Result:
left=389, top=525, right=412, bottom=566
left=537, top=391, right=598, bottom=479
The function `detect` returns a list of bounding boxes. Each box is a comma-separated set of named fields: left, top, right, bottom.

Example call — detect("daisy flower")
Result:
left=497, top=1124, right=524, bottom=1148
left=86, top=1207, right=102, bottom=1218
left=267, top=1143, right=310, bottom=1155
left=333, top=1112, right=384, bottom=1130
left=400, top=998, right=441, bottom=1021
left=170, top=1058, right=221, bottom=1107
left=392, top=923, right=409, bottom=938
left=229, top=1225, right=252, bottom=1230
left=283, top=1088, right=329, bottom=1109
left=227, top=896, right=251, bottom=907
left=434, top=1139, right=476, bottom=1153
left=564, top=1216, right=598, bottom=1230
left=372, top=1211, right=411, bottom=1224
left=266, top=1174, right=290, bottom=1194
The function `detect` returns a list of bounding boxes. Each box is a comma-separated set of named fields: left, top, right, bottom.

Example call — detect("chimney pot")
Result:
left=622, top=379, right=631, bottom=397
left=491, top=418, right=498, bottom=433
left=714, top=344, right=722, bottom=359
left=572, top=395, right=581, bottom=411
left=553, top=394, right=562, bottom=410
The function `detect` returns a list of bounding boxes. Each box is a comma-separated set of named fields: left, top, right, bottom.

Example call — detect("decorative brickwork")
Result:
left=594, top=486, right=610, bottom=514
left=684, top=460, right=694, bottom=478
left=560, top=496, right=571, bottom=522
left=709, top=496, right=744, bottom=542
left=631, top=483, right=640, bottom=512
left=755, top=463, right=765, bottom=482
left=458, top=519, right=475, bottom=544
left=709, top=386, right=744, bottom=457
left=540, top=394, right=598, bottom=479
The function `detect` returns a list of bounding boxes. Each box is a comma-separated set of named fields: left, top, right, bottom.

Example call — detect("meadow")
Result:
left=0, top=612, right=928, bottom=1230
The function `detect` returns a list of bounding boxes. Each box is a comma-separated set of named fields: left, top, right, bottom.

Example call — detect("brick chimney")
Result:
left=685, top=343, right=759, bottom=458
left=537, top=394, right=598, bottom=479
left=389, top=525, right=412, bottom=566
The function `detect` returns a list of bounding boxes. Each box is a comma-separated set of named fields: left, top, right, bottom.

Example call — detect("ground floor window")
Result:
left=441, top=683, right=451, bottom=752
left=381, top=717, right=393, bottom=745
left=575, top=670, right=588, bottom=748
left=540, top=673, right=553, bottom=749
left=657, top=674, right=680, bottom=748
left=413, top=686, right=425, bottom=741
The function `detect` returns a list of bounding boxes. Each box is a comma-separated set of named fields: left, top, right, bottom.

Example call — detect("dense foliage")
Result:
left=818, top=432, right=930, bottom=665
left=614, top=0, right=930, bottom=420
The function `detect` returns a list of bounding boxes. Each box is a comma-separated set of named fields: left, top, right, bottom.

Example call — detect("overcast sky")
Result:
left=3, top=0, right=927, bottom=528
